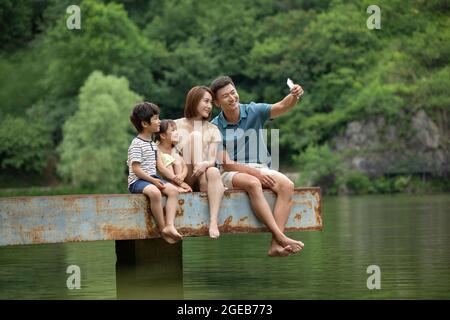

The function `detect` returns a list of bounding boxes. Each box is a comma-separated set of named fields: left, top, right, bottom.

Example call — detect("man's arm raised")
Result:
left=269, top=83, right=304, bottom=119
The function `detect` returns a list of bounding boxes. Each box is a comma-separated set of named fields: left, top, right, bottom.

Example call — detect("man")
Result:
left=210, top=76, right=305, bottom=257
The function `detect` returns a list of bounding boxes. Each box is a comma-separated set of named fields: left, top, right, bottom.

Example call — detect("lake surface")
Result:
left=1, top=194, right=449, bottom=299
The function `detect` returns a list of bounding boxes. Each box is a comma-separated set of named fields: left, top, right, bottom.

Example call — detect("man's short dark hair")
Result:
left=130, top=102, right=160, bottom=132
left=209, top=76, right=235, bottom=99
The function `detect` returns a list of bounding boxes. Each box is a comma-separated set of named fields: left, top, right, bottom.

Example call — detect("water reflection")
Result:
left=0, top=194, right=449, bottom=299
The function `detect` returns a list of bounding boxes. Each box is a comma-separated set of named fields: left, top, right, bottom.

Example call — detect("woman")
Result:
left=175, top=86, right=225, bottom=239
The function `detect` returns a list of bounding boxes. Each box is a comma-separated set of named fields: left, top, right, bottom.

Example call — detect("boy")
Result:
left=127, top=102, right=183, bottom=244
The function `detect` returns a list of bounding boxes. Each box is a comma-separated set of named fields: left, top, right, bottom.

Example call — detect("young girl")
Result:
left=155, top=120, right=192, bottom=193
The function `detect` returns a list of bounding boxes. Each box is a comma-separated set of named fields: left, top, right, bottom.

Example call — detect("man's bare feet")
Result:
left=275, top=234, right=304, bottom=253
left=162, top=225, right=183, bottom=244
left=209, top=224, right=220, bottom=239
left=268, top=243, right=293, bottom=257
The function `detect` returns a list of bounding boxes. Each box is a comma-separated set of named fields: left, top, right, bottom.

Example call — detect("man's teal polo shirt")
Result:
left=211, top=102, right=272, bottom=165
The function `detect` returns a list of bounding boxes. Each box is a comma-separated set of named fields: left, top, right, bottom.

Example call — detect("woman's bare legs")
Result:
left=184, top=131, right=224, bottom=238
left=199, top=167, right=224, bottom=239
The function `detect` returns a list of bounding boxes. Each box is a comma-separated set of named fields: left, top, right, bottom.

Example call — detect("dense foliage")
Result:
left=0, top=0, right=448, bottom=194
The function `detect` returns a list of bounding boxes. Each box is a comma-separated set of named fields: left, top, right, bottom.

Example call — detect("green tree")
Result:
left=295, top=144, right=344, bottom=194
left=40, top=0, right=161, bottom=112
left=0, top=115, right=52, bottom=172
left=58, top=71, right=142, bottom=192
left=0, top=0, right=34, bottom=52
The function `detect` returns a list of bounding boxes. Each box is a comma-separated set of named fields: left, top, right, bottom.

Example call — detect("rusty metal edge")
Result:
left=0, top=187, right=321, bottom=201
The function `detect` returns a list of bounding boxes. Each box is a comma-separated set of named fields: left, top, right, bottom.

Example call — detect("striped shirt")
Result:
left=127, top=137, right=158, bottom=187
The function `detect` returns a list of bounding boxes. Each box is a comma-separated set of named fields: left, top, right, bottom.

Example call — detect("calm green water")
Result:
left=1, top=194, right=449, bottom=299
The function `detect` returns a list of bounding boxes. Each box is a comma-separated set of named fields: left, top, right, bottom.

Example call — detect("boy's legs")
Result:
left=160, top=183, right=183, bottom=241
left=142, top=184, right=177, bottom=244
left=230, top=173, right=303, bottom=256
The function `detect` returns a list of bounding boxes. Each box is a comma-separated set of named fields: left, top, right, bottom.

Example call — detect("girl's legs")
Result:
left=160, top=183, right=183, bottom=241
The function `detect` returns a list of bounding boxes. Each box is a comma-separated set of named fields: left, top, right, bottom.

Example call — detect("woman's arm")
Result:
left=192, top=141, right=219, bottom=178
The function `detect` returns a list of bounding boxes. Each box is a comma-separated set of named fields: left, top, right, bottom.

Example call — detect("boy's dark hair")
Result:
left=154, top=119, right=176, bottom=142
left=209, top=76, right=235, bottom=99
left=130, top=102, right=160, bottom=132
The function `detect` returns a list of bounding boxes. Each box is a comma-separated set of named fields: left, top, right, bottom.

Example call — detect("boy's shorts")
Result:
left=220, top=163, right=276, bottom=189
left=128, top=175, right=168, bottom=194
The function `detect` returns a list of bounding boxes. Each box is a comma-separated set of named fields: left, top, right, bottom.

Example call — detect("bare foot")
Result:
left=161, top=233, right=178, bottom=244
left=276, top=234, right=304, bottom=253
left=177, top=187, right=190, bottom=193
left=267, top=243, right=293, bottom=257
left=162, top=225, right=183, bottom=243
left=209, top=224, right=220, bottom=239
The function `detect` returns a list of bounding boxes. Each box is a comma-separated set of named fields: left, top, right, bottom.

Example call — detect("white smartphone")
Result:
left=287, top=78, right=299, bottom=99
left=287, top=78, right=294, bottom=90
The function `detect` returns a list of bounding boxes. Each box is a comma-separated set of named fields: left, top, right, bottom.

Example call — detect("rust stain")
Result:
left=224, top=216, right=233, bottom=225
left=176, top=199, right=184, bottom=217
left=176, top=207, right=184, bottom=217
left=220, top=225, right=268, bottom=234
left=221, top=216, right=233, bottom=232
left=294, top=213, right=302, bottom=221
left=178, top=225, right=209, bottom=237
left=63, top=197, right=81, bottom=214
left=102, top=224, right=148, bottom=240
left=26, top=224, right=56, bottom=244
left=285, top=225, right=322, bottom=232
left=144, top=207, right=156, bottom=235
left=178, top=225, right=271, bottom=236
left=239, top=216, right=248, bottom=222
left=28, top=225, right=45, bottom=243
left=315, top=189, right=323, bottom=228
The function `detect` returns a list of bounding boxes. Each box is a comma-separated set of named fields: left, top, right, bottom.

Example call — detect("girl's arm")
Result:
left=174, top=154, right=188, bottom=181
left=156, top=149, right=183, bottom=185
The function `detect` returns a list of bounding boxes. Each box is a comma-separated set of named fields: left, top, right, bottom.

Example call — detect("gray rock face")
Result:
left=411, top=110, right=440, bottom=150
left=332, top=110, right=448, bottom=176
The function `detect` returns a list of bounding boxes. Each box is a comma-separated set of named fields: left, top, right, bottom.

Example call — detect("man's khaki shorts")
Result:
left=220, top=163, right=276, bottom=189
